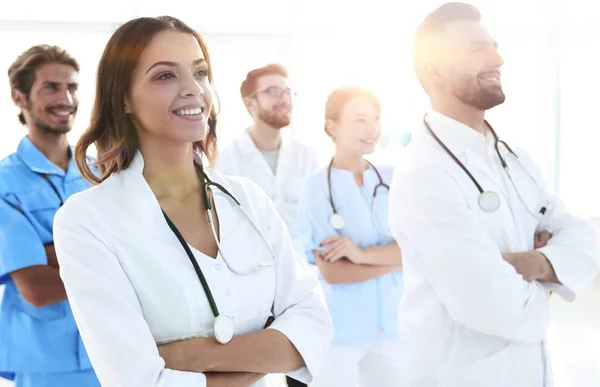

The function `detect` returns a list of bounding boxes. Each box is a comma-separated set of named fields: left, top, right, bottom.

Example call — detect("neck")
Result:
left=249, top=121, right=282, bottom=151
left=331, top=150, right=368, bottom=185
left=140, top=140, right=200, bottom=200
left=431, top=98, right=486, bottom=134
left=27, top=129, right=70, bottom=171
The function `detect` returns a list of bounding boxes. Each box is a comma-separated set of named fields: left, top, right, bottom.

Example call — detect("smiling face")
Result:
left=327, top=95, right=381, bottom=157
left=247, top=74, right=293, bottom=129
left=12, top=62, right=79, bottom=135
left=125, top=30, right=214, bottom=147
left=428, top=19, right=505, bottom=111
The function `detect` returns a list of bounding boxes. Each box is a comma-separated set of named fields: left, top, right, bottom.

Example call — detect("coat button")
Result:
left=225, top=289, right=232, bottom=296
left=215, top=264, right=221, bottom=270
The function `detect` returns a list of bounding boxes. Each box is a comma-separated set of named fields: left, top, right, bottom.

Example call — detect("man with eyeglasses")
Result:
left=216, top=64, right=317, bottom=386
left=218, top=64, right=318, bottom=252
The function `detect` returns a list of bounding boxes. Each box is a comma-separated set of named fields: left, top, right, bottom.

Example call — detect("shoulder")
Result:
left=303, top=167, right=328, bottom=190
left=0, top=153, right=30, bottom=197
left=295, top=167, right=330, bottom=210
left=287, top=138, right=317, bottom=160
left=54, top=173, right=120, bottom=229
left=215, top=138, right=245, bottom=172
left=219, top=132, right=249, bottom=156
left=218, top=138, right=240, bottom=156
left=209, top=170, right=268, bottom=205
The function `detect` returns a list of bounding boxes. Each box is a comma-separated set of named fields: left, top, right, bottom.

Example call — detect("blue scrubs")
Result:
left=0, top=136, right=99, bottom=386
left=297, top=164, right=403, bottom=345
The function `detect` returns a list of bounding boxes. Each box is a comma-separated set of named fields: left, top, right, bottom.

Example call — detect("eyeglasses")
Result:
left=255, top=87, right=296, bottom=99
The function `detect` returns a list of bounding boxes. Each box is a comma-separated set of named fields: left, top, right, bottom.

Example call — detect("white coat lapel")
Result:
left=206, top=171, right=271, bottom=273
left=237, top=130, right=275, bottom=179
left=463, top=150, right=511, bottom=202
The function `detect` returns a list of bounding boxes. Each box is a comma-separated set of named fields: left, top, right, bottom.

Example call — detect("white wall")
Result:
left=0, top=1, right=598, bottom=386
left=0, top=0, right=586, bottom=218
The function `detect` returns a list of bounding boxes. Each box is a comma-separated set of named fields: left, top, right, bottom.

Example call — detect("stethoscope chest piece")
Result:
left=214, top=314, right=235, bottom=344
left=329, top=213, right=346, bottom=230
left=478, top=191, right=501, bottom=212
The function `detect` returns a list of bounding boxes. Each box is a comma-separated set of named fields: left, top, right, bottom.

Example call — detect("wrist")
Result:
left=533, top=251, right=553, bottom=280
left=202, top=338, right=221, bottom=372
left=357, top=248, right=368, bottom=264
left=185, top=337, right=220, bottom=373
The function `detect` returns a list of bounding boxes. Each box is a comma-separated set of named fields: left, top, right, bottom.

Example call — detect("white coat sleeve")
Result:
left=536, top=197, right=600, bottom=300
left=254, top=184, right=333, bottom=384
left=535, top=200, right=600, bottom=301
left=53, top=198, right=207, bottom=387
left=389, top=168, right=550, bottom=343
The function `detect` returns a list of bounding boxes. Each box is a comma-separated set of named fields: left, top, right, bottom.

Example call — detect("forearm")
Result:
left=316, top=256, right=400, bottom=285
left=31, top=268, right=68, bottom=305
left=205, top=372, right=265, bottom=387
left=502, top=250, right=561, bottom=284
left=360, top=243, right=402, bottom=266
left=162, top=329, right=303, bottom=374
left=11, top=265, right=67, bottom=307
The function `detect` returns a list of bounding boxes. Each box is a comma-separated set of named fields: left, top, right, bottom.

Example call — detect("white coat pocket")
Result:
left=439, top=346, right=515, bottom=387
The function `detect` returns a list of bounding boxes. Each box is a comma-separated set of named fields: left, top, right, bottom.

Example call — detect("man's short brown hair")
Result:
left=8, top=44, right=80, bottom=124
left=240, top=63, right=288, bottom=99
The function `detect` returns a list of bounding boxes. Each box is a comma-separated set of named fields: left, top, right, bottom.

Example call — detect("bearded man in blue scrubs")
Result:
left=0, top=45, right=100, bottom=387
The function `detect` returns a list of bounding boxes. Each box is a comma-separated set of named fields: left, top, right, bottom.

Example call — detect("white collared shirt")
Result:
left=52, top=152, right=333, bottom=387
left=216, top=129, right=319, bottom=252
left=388, top=110, right=600, bottom=387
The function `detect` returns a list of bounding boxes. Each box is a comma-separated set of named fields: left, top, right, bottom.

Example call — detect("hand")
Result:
left=44, top=243, right=59, bottom=268
left=502, top=251, right=553, bottom=282
left=534, top=231, right=553, bottom=249
left=319, top=235, right=365, bottom=264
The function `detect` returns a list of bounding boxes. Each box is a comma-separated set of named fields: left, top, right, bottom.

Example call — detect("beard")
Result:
left=452, top=75, right=506, bottom=111
left=25, top=99, right=76, bottom=135
left=258, top=105, right=291, bottom=129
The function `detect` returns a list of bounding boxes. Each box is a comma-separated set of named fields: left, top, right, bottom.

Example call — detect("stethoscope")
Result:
left=423, top=115, right=548, bottom=216
left=162, top=168, right=276, bottom=344
left=327, top=158, right=392, bottom=237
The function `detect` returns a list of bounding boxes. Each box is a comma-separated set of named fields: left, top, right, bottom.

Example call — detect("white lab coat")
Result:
left=52, top=151, right=333, bottom=387
left=389, top=111, right=600, bottom=387
left=216, top=129, right=319, bottom=252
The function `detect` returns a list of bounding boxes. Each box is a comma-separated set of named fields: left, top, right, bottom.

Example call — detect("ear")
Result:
left=325, top=119, right=338, bottom=139
left=424, top=63, right=443, bottom=87
left=124, top=95, right=133, bottom=114
left=11, top=88, right=26, bottom=110
left=243, top=97, right=257, bottom=115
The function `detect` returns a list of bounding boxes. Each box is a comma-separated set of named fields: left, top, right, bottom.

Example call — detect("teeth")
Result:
left=481, top=75, right=499, bottom=81
left=53, top=111, right=71, bottom=116
left=176, top=107, right=203, bottom=116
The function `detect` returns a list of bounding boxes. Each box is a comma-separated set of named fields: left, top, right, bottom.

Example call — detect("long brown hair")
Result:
left=75, top=16, right=219, bottom=184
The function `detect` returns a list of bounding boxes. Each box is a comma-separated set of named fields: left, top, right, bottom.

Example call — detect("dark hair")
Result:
left=75, top=16, right=218, bottom=184
left=240, top=63, right=288, bottom=98
left=413, top=2, right=481, bottom=88
left=8, top=45, right=79, bottom=125
left=324, top=86, right=380, bottom=137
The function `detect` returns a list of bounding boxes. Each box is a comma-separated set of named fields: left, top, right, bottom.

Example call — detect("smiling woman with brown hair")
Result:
left=52, top=16, right=333, bottom=387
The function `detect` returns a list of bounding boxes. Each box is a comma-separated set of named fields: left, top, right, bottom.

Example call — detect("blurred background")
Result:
left=0, top=0, right=598, bottom=386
